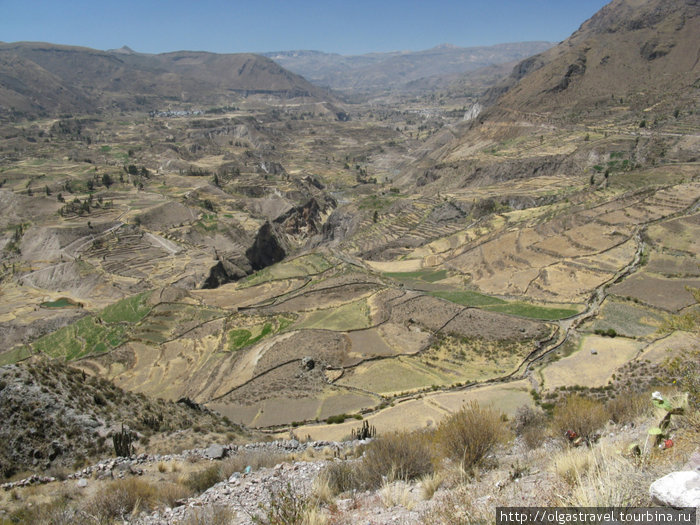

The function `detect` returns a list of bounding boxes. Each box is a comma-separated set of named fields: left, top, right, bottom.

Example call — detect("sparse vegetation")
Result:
left=435, top=401, right=508, bottom=471
left=551, top=394, right=609, bottom=442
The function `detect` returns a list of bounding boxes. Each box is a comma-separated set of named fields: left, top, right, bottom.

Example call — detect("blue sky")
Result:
left=1, top=0, right=610, bottom=55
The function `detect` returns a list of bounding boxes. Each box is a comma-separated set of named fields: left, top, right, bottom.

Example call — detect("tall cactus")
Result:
left=113, top=423, right=134, bottom=457
left=352, top=420, right=376, bottom=440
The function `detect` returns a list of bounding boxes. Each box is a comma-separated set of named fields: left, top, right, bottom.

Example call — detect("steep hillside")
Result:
left=403, top=0, right=700, bottom=191
left=0, top=360, right=247, bottom=479
left=489, top=0, right=700, bottom=115
left=0, top=43, right=330, bottom=119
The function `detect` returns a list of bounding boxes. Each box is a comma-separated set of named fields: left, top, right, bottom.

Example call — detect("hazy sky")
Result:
left=2, top=0, right=611, bottom=55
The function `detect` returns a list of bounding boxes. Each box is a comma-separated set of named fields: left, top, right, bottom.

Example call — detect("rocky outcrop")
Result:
left=649, top=471, right=700, bottom=507
left=245, top=221, right=289, bottom=271
left=202, top=252, right=252, bottom=289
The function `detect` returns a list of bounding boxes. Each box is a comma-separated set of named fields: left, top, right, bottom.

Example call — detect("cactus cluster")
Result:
left=112, top=423, right=134, bottom=457
left=351, top=420, right=376, bottom=440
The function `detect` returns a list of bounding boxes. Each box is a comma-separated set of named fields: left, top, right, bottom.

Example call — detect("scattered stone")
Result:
left=301, top=356, right=315, bottom=370
left=649, top=471, right=700, bottom=507
left=77, top=478, right=88, bottom=488
left=205, top=443, right=226, bottom=459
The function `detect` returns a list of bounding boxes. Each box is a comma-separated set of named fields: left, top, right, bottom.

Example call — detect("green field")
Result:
left=485, top=302, right=580, bottom=320
left=0, top=346, right=32, bottom=366
left=429, top=289, right=504, bottom=307
left=227, top=316, right=294, bottom=351
left=241, top=253, right=333, bottom=287
left=32, top=316, right=127, bottom=360
left=296, top=298, right=372, bottom=331
left=100, top=292, right=152, bottom=323
left=384, top=269, right=448, bottom=283
left=429, top=290, right=579, bottom=320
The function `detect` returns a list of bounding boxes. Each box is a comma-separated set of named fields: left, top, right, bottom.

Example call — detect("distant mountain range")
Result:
left=0, top=43, right=329, bottom=118
left=263, top=42, right=555, bottom=92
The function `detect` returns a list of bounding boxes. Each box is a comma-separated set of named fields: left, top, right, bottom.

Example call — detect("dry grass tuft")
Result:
left=379, top=480, right=416, bottom=510
left=419, top=472, right=444, bottom=500
left=311, top=470, right=336, bottom=505
left=419, top=484, right=485, bottom=525
left=318, top=460, right=365, bottom=495
left=181, top=504, right=236, bottom=525
left=560, top=447, right=658, bottom=507
left=552, top=448, right=594, bottom=486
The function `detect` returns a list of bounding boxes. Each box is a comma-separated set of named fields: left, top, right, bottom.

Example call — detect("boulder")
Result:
left=649, top=471, right=700, bottom=507
left=205, top=444, right=226, bottom=460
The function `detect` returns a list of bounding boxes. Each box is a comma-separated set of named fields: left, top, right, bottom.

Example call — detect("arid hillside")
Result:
left=0, top=4, right=698, bottom=521
left=0, top=43, right=330, bottom=118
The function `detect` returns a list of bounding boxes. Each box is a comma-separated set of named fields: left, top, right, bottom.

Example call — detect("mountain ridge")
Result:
left=263, top=41, right=555, bottom=92
left=0, top=42, right=331, bottom=118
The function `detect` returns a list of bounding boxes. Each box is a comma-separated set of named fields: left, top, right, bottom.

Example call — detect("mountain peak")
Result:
left=110, top=45, right=136, bottom=54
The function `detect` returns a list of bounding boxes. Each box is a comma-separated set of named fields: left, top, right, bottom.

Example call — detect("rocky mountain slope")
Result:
left=487, top=0, right=700, bottom=115
left=403, top=0, right=700, bottom=191
left=0, top=360, right=246, bottom=479
left=0, top=43, right=330, bottom=119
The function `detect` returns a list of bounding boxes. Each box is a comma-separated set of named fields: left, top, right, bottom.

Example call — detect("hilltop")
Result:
left=0, top=42, right=330, bottom=119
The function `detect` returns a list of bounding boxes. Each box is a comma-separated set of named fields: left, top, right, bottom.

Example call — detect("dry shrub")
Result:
left=435, top=401, right=508, bottom=470
left=157, top=481, right=193, bottom=507
left=182, top=505, right=236, bottom=525
left=551, top=394, right=609, bottom=441
left=512, top=405, right=547, bottom=449
left=252, top=482, right=323, bottom=525
left=84, top=477, right=157, bottom=521
left=606, top=391, right=650, bottom=424
left=184, top=465, right=223, bottom=493
left=360, top=430, right=434, bottom=488
left=318, top=460, right=365, bottom=495
left=7, top=496, right=90, bottom=525
left=663, top=349, right=700, bottom=409
left=220, top=449, right=289, bottom=479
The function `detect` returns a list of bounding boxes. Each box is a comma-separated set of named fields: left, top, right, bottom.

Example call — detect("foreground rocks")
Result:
left=1, top=438, right=359, bottom=491
left=650, top=471, right=700, bottom=508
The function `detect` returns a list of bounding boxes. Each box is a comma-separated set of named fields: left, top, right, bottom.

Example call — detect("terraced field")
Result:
left=1, top=79, right=698, bottom=442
